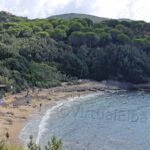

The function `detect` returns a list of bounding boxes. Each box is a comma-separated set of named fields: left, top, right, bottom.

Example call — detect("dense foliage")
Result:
left=0, top=12, right=150, bottom=92
left=0, top=136, right=63, bottom=150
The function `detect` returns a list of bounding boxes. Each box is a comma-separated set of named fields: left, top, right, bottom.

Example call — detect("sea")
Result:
left=20, top=91, right=150, bottom=150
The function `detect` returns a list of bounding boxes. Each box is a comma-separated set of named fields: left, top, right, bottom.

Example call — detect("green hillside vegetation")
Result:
left=0, top=11, right=150, bottom=92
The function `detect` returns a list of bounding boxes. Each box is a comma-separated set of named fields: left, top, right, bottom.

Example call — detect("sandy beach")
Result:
left=0, top=80, right=122, bottom=145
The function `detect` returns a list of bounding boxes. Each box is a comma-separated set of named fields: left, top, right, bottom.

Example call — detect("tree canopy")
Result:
left=0, top=13, right=150, bottom=92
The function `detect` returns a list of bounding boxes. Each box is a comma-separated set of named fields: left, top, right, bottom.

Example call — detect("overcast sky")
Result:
left=0, top=0, right=150, bottom=22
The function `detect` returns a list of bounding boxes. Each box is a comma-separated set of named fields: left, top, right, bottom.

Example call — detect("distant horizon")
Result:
left=0, top=0, right=149, bottom=22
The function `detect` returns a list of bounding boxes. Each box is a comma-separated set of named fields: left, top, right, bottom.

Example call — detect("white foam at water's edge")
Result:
left=20, top=92, right=104, bottom=146
left=35, top=92, right=103, bottom=144
left=36, top=102, right=64, bottom=144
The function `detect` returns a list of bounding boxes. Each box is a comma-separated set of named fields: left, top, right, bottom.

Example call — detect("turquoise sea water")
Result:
left=20, top=91, right=150, bottom=150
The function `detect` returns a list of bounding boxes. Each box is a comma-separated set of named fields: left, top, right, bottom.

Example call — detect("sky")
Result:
left=0, top=0, right=150, bottom=22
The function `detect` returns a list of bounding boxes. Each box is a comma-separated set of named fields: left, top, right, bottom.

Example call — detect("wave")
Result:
left=36, top=102, right=65, bottom=144
left=35, top=92, right=103, bottom=144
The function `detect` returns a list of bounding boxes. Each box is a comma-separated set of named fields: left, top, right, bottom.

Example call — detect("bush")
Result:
left=0, top=141, right=5, bottom=150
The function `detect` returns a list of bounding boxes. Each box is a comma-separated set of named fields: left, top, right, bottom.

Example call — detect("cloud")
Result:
left=0, top=0, right=150, bottom=22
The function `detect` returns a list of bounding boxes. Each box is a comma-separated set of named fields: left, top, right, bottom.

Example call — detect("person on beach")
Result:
left=26, top=100, right=29, bottom=105
left=37, top=89, right=40, bottom=94
left=25, top=90, right=29, bottom=97
left=6, top=132, right=9, bottom=140
left=39, top=103, right=42, bottom=111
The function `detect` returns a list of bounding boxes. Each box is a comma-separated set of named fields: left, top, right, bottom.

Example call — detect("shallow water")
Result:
left=20, top=91, right=150, bottom=150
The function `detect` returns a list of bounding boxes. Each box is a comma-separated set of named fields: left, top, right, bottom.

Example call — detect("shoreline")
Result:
left=0, top=80, right=148, bottom=146
left=33, top=91, right=103, bottom=146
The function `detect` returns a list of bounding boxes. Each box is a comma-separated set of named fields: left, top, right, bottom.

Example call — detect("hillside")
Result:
left=49, top=13, right=108, bottom=23
left=0, top=11, right=27, bottom=22
left=0, top=12, right=150, bottom=93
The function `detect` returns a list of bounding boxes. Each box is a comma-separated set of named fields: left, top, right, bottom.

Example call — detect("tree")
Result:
left=62, top=53, right=88, bottom=78
left=32, top=26, right=42, bottom=33
left=116, top=33, right=130, bottom=44
left=50, top=29, right=67, bottom=41
left=105, top=19, right=119, bottom=27
left=45, top=136, right=63, bottom=150
left=69, top=22, right=83, bottom=33
left=87, top=47, right=106, bottom=80
left=133, top=38, right=150, bottom=52
left=28, top=135, right=40, bottom=150
left=81, top=27, right=93, bottom=32
left=0, top=75, right=12, bottom=85
left=110, top=29, right=122, bottom=43
left=29, top=63, right=66, bottom=87
left=0, top=140, right=5, bottom=150
left=0, top=43, right=15, bottom=59
left=36, top=32, right=49, bottom=38
left=84, top=18, right=93, bottom=27
left=42, top=23, right=53, bottom=31
left=7, top=28, right=21, bottom=36
left=69, top=31, right=84, bottom=46
left=98, top=32, right=112, bottom=46
left=116, top=24, right=133, bottom=37
left=19, top=26, right=32, bottom=37
left=3, top=22, right=17, bottom=29
left=83, top=32, right=99, bottom=47
left=55, top=25, right=69, bottom=31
